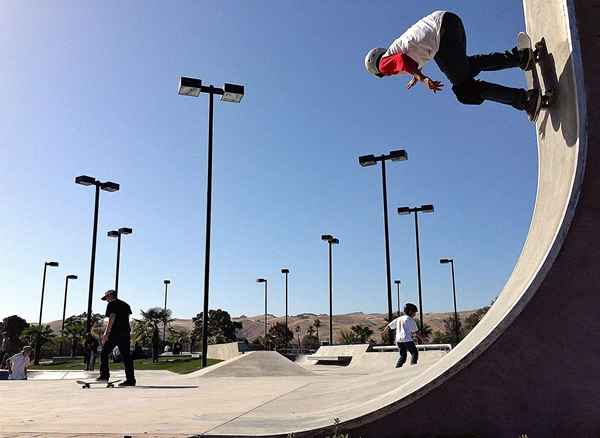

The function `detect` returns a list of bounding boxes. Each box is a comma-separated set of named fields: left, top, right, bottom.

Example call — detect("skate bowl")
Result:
left=0, top=0, right=598, bottom=436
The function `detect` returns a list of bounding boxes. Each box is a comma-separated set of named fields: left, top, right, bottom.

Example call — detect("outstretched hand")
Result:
left=425, top=77, right=443, bottom=93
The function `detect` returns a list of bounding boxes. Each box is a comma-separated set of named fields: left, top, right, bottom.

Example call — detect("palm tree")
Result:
left=21, top=325, right=55, bottom=364
left=62, top=316, right=86, bottom=357
left=140, top=307, right=173, bottom=343
left=313, top=318, right=321, bottom=340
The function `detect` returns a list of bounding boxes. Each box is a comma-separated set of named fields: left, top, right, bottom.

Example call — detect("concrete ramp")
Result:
left=206, top=341, right=248, bottom=361
left=193, top=351, right=314, bottom=378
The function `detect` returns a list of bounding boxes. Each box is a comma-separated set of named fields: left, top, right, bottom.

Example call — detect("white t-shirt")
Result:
left=388, top=315, right=418, bottom=343
left=8, top=352, right=30, bottom=380
left=385, top=11, right=446, bottom=68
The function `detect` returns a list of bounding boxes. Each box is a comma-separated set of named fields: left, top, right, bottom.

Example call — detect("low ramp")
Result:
left=193, top=351, right=314, bottom=378
left=206, top=341, right=248, bottom=361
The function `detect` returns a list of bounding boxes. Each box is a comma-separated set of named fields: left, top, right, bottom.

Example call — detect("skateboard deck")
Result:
left=517, top=32, right=556, bottom=121
left=76, top=379, right=121, bottom=388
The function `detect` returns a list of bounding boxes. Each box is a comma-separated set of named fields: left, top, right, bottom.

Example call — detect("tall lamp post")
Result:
left=440, top=258, right=460, bottom=344
left=256, top=278, right=268, bottom=345
left=397, top=204, right=434, bottom=336
left=59, top=274, right=78, bottom=355
left=36, top=260, right=59, bottom=364
left=178, top=76, right=244, bottom=368
left=321, top=234, right=340, bottom=345
left=281, top=268, right=290, bottom=347
left=163, top=279, right=171, bottom=342
left=75, top=175, right=120, bottom=333
left=358, top=150, right=408, bottom=321
left=107, top=227, right=133, bottom=298
left=394, top=280, right=401, bottom=317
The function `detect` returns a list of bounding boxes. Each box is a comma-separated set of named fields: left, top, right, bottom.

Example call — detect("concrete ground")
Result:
left=0, top=350, right=445, bottom=437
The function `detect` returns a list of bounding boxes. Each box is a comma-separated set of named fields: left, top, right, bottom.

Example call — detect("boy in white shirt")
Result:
left=7, top=346, right=32, bottom=380
left=386, top=303, right=421, bottom=368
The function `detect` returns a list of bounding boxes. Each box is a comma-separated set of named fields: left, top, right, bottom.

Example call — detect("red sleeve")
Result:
left=378, top=53, right=419, bottom=76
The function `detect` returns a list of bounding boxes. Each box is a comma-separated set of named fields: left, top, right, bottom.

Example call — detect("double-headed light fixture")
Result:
left=75, top=175, right=120, bottom=333
left=358, top=149, right=408, bottom=321
left=178, top=76, right=244, bottom=368
left=321, top=234, right=340, bottom=345
left=397, top=204, right=434, bottom=335
left=107, top=227, right=133, bottom=298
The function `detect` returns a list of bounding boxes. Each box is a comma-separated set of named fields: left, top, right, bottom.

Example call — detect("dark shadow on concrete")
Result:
left=538, top=51, right=578, bottom=147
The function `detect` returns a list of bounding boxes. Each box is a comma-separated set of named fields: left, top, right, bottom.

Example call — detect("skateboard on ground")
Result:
left=76, top=379, right=121, bottom=389
left=517, top=32, right=556, bottom=122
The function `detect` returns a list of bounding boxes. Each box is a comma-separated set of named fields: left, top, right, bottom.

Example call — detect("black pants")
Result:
left=100, top=335, right=135, bottom=383
left=434, top=12, right=528, bottom=110
left=396, top=341, right=419, bottom=367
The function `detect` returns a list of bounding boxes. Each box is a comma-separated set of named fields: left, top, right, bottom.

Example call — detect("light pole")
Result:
left=397, top=204, right=434, bottom=336
left=36, top=261, right=58, bottom=364
left=256, top=278, right=268, bottom=345
left=440, top=258, right=460, bottom=344
left=281, top=268, right=290, bottom=347
left=75, top=175, right=120, bottom=333
left=178, top=76, right=244, bottom=368
left=358, top=150, right=408, bottom=321
left=295, top=325, right=301, bottom=353
left=163, top=279, right=171, bottom=343
left=107, top=227, right=133, bottom=298
left=59, top=274, right=78, bottom=355
left=321, top=234, right=340, bottom=345
left=394, top=280, right=401, bottom=317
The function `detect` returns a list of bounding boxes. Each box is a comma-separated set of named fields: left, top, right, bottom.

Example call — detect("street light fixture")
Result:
left=59, top=274, right=78, bottom=355
left=397, top=204, right=434, bottom=336
left=358, top=149, right=408, bottom=321
left=107, top=227, right=133, bottom=298
left=321, top=234, right=340, bottom=345
left=178, top=75, right=244, bottom=368
left=256, top=278, right=268, bottom=342
left=394, top=280, right=401, bottom=317
left=163, top=280, right=171, bottom=343
left=75, top=175, right=120, bottom=333
left=36, top=260, right=59, bottom=364
left=440, top=258, right=460, bottom=344
left=281, top=268, right=290, bottom=347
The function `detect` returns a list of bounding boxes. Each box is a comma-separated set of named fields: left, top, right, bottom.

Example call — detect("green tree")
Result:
left=463, top=306, right=491, bottom=334
left=338, top=329, right=358, bottom=345
left=131, top=319, right=153, bottom=348
left=192, top=309, right=242, bottom=345
left=302, top=334, right=320, bottom=351
left=416, top=320, right=433, bottom=343
left=21, top=325, right=55, bottom=364
left=313, top=318, right=321, bottom=339
left=62, top=316, right=86, bottom=357
left=1, top=315, right=29, bottom=356
left=350, top=325, right=373, bottom=343
left=167, top=327, right=190, bottom=350
left=268, top=322, right=293, bottom=350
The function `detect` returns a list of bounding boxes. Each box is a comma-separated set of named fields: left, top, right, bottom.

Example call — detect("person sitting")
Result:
left=7, top=346, right=32, bottom=380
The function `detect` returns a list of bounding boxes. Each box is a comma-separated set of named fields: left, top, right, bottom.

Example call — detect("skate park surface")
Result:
left=3, top=0, right=599, bottom=436
left=0, top=349, right=446, bottom=436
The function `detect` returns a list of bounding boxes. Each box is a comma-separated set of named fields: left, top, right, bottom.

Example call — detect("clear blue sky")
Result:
left=1, top=1, right=536, bottom=323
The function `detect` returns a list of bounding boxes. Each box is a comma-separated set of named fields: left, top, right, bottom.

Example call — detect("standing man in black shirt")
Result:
left=97, top=289, right=136, bottom=386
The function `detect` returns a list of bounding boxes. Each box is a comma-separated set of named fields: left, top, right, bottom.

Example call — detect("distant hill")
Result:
left=45, top=309, right=478, bottom=343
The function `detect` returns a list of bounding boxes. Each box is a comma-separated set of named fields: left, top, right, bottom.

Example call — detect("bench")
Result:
left=371, top=344, right=452, bottom=352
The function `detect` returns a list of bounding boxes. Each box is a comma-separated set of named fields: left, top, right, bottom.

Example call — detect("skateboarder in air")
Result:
left=386, top=303, right=421, bottom=368
left=97, top=290, right=136, bottom=386
left=364, top=11, right=540, bottom=120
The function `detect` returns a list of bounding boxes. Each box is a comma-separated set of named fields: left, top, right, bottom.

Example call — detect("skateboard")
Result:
left=517, top=32, right=556, bottom=121
left=76, top=379, right=121, bottom=389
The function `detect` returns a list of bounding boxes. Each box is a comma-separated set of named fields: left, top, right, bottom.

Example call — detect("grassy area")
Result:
left=30, top=357, right=221, bottom=374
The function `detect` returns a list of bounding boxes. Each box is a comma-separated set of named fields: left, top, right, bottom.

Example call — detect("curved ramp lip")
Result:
left=290, top=1, right=588, bottom=434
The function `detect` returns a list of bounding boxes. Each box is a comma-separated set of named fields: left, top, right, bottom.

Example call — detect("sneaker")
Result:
left=118, top=380, right=136, bottom=387
left=95, top=376, right=109, bottom=382
left=519, top=47, right=534, bottom=71
left=525, top=89, right=541, bottom=121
